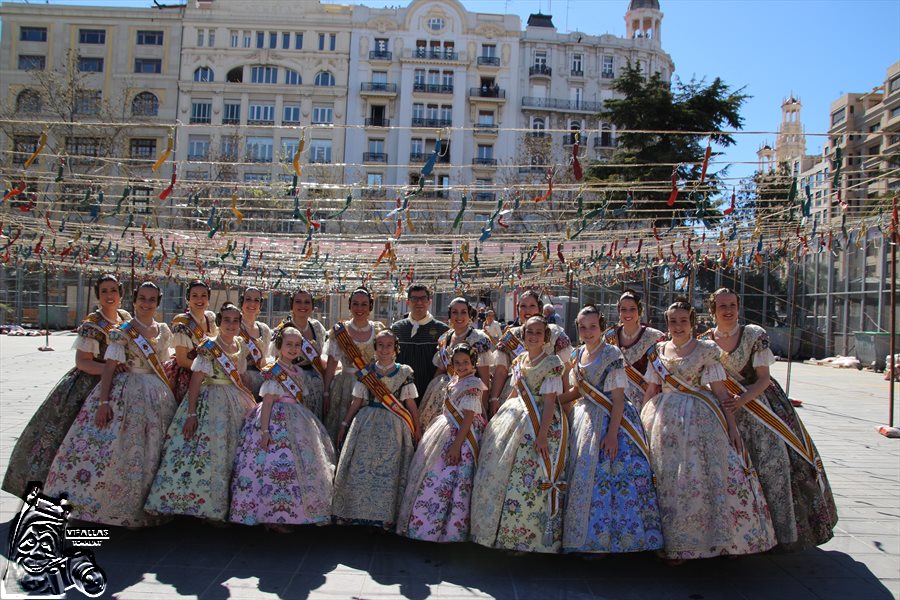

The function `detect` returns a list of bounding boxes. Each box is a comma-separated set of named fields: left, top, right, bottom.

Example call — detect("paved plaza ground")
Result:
left=0, top=333, right=897, bottom=600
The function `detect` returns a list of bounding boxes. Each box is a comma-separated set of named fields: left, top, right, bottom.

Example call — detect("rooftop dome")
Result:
left=628, top=0, right=660, bottom=10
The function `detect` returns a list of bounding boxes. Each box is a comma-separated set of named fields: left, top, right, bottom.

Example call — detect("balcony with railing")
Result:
left=472, top=157, right=498, bottom=167
left=363, top=152, right=388, bottom=163
left=360, top=82, right=398, bottom=94
left=410, top=151, right=450, bottom=164
left=410, top=48, right=459, bottom=61
left=413, top=82, right=453, bottom=94
left=368, top=50, right=392, bottom=61
left=477, top=56, right=500, bottom=67
left=562, top=133, right=581, bottom=146
left=601, top=70, right=615, bottom=79
left=570, top=69, right=584, bottom=77
left=521, top=96, right=603, bottom=112
left=222, top=117, right=240, bottom=125
left=474, top=123, right=499, bottom=136
left=474, top=191, right=496, bottom=202
left=468, top=87, right=506, bottom=101
left=528, top=64, right=552, bottom=77
left=411, top=117, right=452, bottom=128
left=364, top=118, right=391, bottom=127
left=525, top=131, right=548, bottom=139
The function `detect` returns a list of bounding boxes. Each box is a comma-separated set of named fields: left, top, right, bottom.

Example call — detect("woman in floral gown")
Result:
left=230, top=327, right=335, bottom=530
left=472, top=316, right=566, bottom=553
left=703, top=288, right=837, bottom=550
left=398, top=343, right=487, bottom=542
left=163, top=280, right=217, bottom=403
left=332, top=330, right=421, bottom=529
left=146, top=303, right=256, bottom=522
left=487, top=290, right=571, bottom=416
left=272, top=288, right=329, bottom=421
left=560, top=305, right=663, bottom=554
left=3, top=274, right=129, bottom=499
left=604, top=290, right=666, bottom=412
left=238, top=286, right=272, bottom=399
left=641, top=300, right=776, bottom=561
left=418, top=298, right=492, bottom=429
left=44, top=282, right=175, bottom=527
left=322, top=287, right=384, bottom=443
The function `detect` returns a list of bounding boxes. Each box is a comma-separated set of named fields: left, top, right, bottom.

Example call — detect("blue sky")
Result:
left=3, top=0, right=899, bottom=180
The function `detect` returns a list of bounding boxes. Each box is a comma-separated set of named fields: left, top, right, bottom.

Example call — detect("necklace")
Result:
left=375, top=361, right=394, bottom=373
left=347, top=320, right=371, bottom=333
left=219, top=338, right=238, bottom=353
left=619, top=325, right=641, bottom=342
left=584, top=341, right=604, bottom=358
left=714, top=324, right=740, bottom=338
left=133, top=316, right=155, bottom=329
left=671, top=337, right=694, bottom=350
left=526, top=350, right=546, bottom=365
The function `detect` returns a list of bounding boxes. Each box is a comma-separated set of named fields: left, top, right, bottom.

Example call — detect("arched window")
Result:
left=226, top=66, right=243, bottom=83
left=531, top=117, right=545, bottom=131
left=131, top=91, right=159, bottom=116
left=193, top=66, right=214, bottom=82
left=284, top=69, right=301, bottom=85
left=314, top=71, right=335, bottom=86
left=15, top=89, right=42, bottom=113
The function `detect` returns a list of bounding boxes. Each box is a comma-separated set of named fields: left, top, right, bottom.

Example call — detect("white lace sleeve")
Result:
left=752, top=346, right=777, bottom=368
left=323, top=336, right=343, bottom=360
left=173, top=331, right=194, bottom=349
left=103, top=343, right=126, bottom=363
left=191, top=355, right=215, bottom=376
left=432, top=349, right=444, bottom=369
left=494, top=350, right=510, bottom=369
left=477, top=349, right=495, bottom=367
left=72, top=336, right=100, bottom=355
left=351, top=380, right=367, bottom=399
left=555, top=346, right=572, bottom=366
left=539, top=376, right=563, bottom=395
left=455, top=392, right=483, bottom=414
left=398, top=382, right=418, bottom=401
left=259, top=380, right=282, bottom=397
left=604, top=367, right=628, bottom=392
left=701, top=361, right=727, bottom=385
left=643, top=364, right=662, bottom=385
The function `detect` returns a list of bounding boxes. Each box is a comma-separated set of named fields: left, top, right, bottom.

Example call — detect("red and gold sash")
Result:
left=513, top=359, right=568, bottom=517
left=497, top=326, right=525, bottom=358
left=239, top=322, right=266, bottom=370
left=573, top=355, right=653, bottom=468
left=263, top=362, right=304, bottom=403
left=647, top=347, right=753, bottom=472
left=121, top=321, right=169, bottom=385
left=172, top=313, right=206, bottom=346
left=200, top=338, right=256, bottom=401
left=298, top=336, right=326, bottom=376
left=82, top=311, right=121, bottom=338
left=604, top=328, right=648, bottom=394
left=332, top=322, right=370, bottom=371
left=356, top=361, right=416, bottom=434
left=443, top=384, right=481, bottom=461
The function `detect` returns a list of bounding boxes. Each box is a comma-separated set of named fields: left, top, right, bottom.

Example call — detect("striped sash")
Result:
left=200, top=338, right=256, bottom=401
left=573, top=355, right=654, bottom=470
left=82, top=312, right=120, bottom=338
left=647, top=347, right=753, bottom=472
left=264, top=362, right=304, bottom=403
left=239, top=322, right=266, bottom=370
left=513, top=361, right=568, bottom=518
left=122, top=322, right=169, bottom=386
left=443, top=390, right=480, bottom=461
left=497, top=327, right=525, bottom=359
left=298, top=336, right=326, bottom=376
left=332, top=322, right=369, bottom=371
left=604, top=328, right=648, bottom=396
left=719, top=372, right=827, bottom=491
left=173, top=313, right=206, bottom=345
left=356, top=362, right=416, bottom=435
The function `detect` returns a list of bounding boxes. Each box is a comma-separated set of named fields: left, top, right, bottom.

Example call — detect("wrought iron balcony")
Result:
left=474, top=124, right=499, bottom=135
left=601, top=70, right=615, bottom=79
left=468, top=87, right=506, bottom=99
left=413, top=82, right=453, bottom=94
left=363, top=152, right=387, bottom=163
left=360, top=82, right=397, bottom=93
left=413, top=48, right=458, bottom=61
left=477, top=56, right=500, bottom=66
left=571, top=69, right=584, bottom=77
left=411, top=117, right=452, bottom=128
left=368, top=50, right=392, bottom=61
left=472, top=157, right=497, bottom=166
left=364, top=118, right=390, bottom=127
left=529, top=64, right=552, bottom=77
left=521, top=96, right=603, bottom=112
left=409, top=152, right=427, bottom=163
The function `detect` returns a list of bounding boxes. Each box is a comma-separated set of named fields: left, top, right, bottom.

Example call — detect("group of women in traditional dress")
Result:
left=2, top=278, right=837, bottom=563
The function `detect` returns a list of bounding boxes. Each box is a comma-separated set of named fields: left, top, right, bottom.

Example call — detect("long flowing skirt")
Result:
left=332, top=405, right=415, bottom=528
left=641, top=390, right=776, bottom=559
left=301, top=368, right=325, bottom=423
left=417, top=374, right=450, bottom=431
left=145, top=383, right=255, bottom=521
left=2, top=368, right=100, bottom=499
left=163, top=358, right=191, bottom=404
left=243, top=367, right=265, bottom=401
left=471, top=398, right=565, bottom=553
left=563, top=400, right=663, bottom=553
left=44, top=372, right=176, bottom=527
left=230, top=401, right=335, bottom=526
left=397, top=413, right=485, bottom=542
left=738, top=379, right=838, bottom=550
left=324, top=371, right=356, bottom=444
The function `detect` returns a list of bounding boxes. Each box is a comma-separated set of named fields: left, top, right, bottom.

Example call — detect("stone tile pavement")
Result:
left=0, top=334, right=897, bottom=599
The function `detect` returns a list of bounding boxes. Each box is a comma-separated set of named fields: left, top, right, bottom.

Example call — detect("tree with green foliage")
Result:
left=590, top=63, right=749, bottom=226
